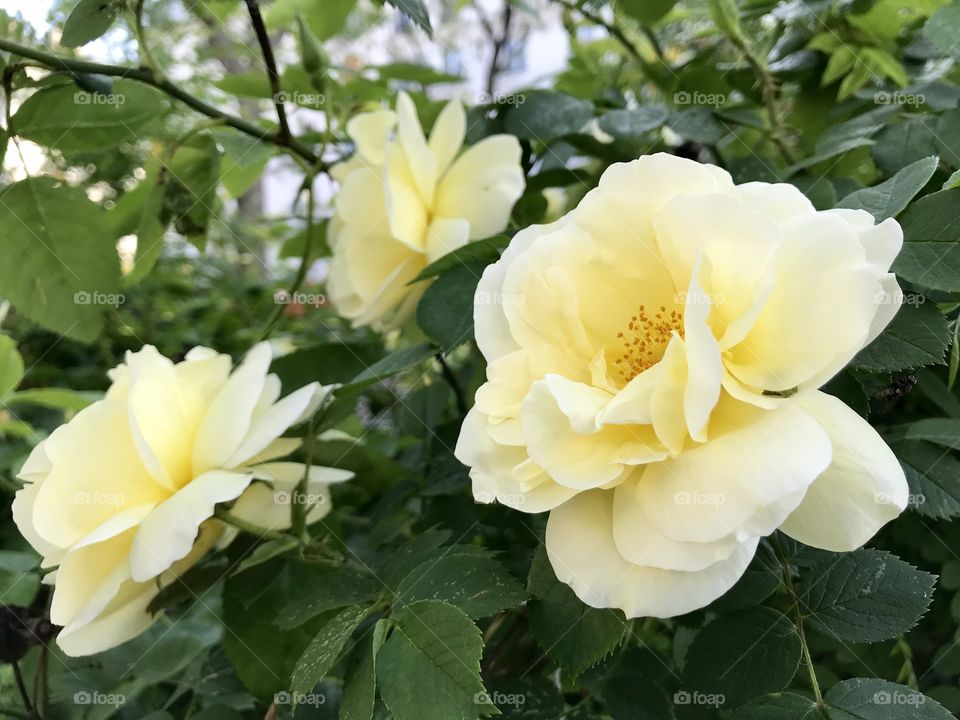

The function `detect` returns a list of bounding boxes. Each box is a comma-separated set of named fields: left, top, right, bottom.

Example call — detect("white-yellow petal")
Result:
left=780, top=391, right=908, bottom=551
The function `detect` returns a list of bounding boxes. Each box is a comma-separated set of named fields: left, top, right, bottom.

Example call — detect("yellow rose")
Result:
left=13, top=342, right=351, bottom=656
left=455, top=153, right=909, bottom=617
left=327, top=91, right=525, bottom=327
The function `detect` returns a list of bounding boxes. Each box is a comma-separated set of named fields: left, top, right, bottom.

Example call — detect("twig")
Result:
left=11, top=662, right=32, bottom=716
left=258, top=173, right=318, bottom=341
left=551, top=0, right=665, bottom=85
left=436, top=353, right=467, bottom=417
left=0, top=38, right=320, bottom=167
left=773, top=536, right=827, bottom=715
left=243, top=0, right=292, bottom=143
left=723, top=32, right=795, bottom=164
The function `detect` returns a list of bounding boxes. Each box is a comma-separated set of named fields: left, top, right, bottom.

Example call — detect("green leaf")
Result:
left=223, top=561, right=333, bottom=701
left=396, top=553, right=526, bottom=618
left=893, top=188, right=960, bottom=292
left=163, top=132, right=221, bottom=247
left=838, top=155, right=939, bottom=220
left=147, top=561, right=228, bottom=616
left=598, top=106, right=670, bottom=143
left=340, top=620, right=388, bottom=720
left=212, top=128, right=275, bottom=199
left=796, top=549, right=935, bottom=643
left=350, top=342, right=437, bottom=385
left=277, top=568, right=380, bottom=629
left=618, top=0, right=675, bottom=23
left=5, top=387, right=98, bottom=411
left=872, top=117, right=940, bottom=176
left=377, top=600, right=493, bottom=720
left=825, top=678, right=953, bottom=719
left=891, top=438, right=960, bottom=518
left=376, top=62, right=462, bottom=85
left=504, top=90, right=594, bottom=142
left=853, top=300, right=950, bottom=372
left=234, top=536, right=300, bottom=574
left=668, top=106, right=728, bottom=145
left=385, top=0, right=432, bottom=34
left=61, top=0, right=121, bottom=48
left=737, top=692, right=820, bottom=719
left=680, top=607, right=801, bottom=709
left=265, top=0, right=358, bottom=39
left=0, top=335, right=24, bottom=398
left=527, top=545, right=626, bottom=677
left=0, top=551, right=41, bottom=607
left=409, top=236, right=508, bottom=284
left=0, top=177, right=121, bottom=342
left=709, top=0, right=742, bottom=38
left=291, top=604, right=372, bottom=697
left=923, top=2, right=960, bottom=59
left=12, top=80, right=166, bottom=152
left=603, top=674, right=673, bottom=719
left=904, top=418, right=960, bottom=449
left=708, top=541, right=782, bottom=613
left=416, top=263, right=484, bottom=350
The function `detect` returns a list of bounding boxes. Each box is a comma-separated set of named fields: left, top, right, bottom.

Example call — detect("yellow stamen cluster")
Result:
left=613, top=304, right=683, bottom=382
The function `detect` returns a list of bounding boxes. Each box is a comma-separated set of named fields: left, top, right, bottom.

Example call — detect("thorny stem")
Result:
left=773, top=536, right=826, bottom=713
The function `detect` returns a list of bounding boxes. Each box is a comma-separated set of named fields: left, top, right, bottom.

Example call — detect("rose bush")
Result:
left=13, top=342, right=351, bottom=655
left=456, top=153, right=909, bottom=617
left=327, top=91, right=526, bottom=327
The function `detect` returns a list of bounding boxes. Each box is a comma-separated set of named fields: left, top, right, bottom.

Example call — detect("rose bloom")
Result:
left=456, top=153, right=909, bottom=617
left=13, top=342, right=351, bottom=655
left=327, top=91, right=525, bottom=327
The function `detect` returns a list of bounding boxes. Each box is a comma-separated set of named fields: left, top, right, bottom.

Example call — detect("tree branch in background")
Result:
left=243, top=0, right=293, bottom=143
left=475, top=0, right=514, bottom=96
left=0, top=38, right=320, bottom=167
left=550, top=0, right=666, bottom=88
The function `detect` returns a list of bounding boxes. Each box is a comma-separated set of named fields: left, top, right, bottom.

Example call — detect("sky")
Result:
left=0, top=0, right=51, bottom=30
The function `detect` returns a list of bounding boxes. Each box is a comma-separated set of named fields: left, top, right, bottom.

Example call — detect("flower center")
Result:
left=613, top=304, right=684, bottom=382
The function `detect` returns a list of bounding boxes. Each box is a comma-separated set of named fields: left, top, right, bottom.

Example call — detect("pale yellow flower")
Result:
left=327, top=91, right=525, bottom=327
left=456, top=153, right=908, bottom=617
left=13, top=342, right=351, bottom=655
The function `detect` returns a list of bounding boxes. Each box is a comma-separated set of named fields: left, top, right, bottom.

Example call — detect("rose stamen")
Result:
left=613, top=304, right=683, bottom=382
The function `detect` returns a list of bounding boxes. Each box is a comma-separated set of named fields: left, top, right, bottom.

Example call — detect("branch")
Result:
left=0, top=38, right=320, bottom=167
left=551, top=0, right=664, bottom=84
left=244, top=0, right=292, bottom=143
left=722, top=31, right=795, bottom=164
